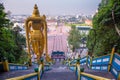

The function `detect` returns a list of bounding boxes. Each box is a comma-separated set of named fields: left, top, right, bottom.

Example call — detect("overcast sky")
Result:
left=2, top=0, right=101, bottom=16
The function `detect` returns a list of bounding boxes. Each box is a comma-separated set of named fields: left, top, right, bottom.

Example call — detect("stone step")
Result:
left=41, top=72, right=76, bottom=80
left=81, top=65, right=115, bottom=79
left=0, top=66, right=35, bottom=80
left=0, top=69, right=34, bottom=80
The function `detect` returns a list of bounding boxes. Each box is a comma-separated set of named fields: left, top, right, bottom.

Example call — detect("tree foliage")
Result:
left=87, top=0, right=120, bottom=57
left=67, top=25, right=81, bottom=52
left=0, top=3, right=28, bottom=63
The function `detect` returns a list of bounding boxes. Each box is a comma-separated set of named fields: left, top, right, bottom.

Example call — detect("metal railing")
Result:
left=80, top=72, right=110, bottom=80
left=6, top=63, right=43, bottom=80
left=75, top=60, right=110, bottom=80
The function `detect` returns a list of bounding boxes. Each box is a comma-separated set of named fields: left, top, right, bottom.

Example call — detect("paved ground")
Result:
left=81, top=65, right=115, bottom=79
left=41, top=61, right=76, bottom=80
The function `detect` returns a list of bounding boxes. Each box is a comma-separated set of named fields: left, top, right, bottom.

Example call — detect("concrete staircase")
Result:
left=41, top=71, right=76, bottom=80
left=0, top=65, right=37, bottom=80
left=41, top=62, right=76, bottom=80
left=0, top=62, right=116, bottom=80
left=0, top=68, right=34, bottom=80
left=81, top=65, right=115, bottom=79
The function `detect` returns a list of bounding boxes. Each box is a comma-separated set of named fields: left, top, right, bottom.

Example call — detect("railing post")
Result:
left=2, top=59, right=9, bottom=72
left=76, top=59, right=80, bottom=80
left=118, top=73, right=120, bottom=80
left=86, top=54, right=88, bottom=66
left=38, top=58, right=44, bottom=80
left=38, top=65, right=40, bottom=80
left=87, top=55, right=92, bottom=69
left=108, top=45, right=116, bottom=72
left=68, top=58, right=71, bottom=67
left=90, top=56, right=93, bottom=69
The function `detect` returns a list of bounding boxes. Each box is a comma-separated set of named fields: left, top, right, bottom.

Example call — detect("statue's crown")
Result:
left=32, top=4, right=40, bottom=17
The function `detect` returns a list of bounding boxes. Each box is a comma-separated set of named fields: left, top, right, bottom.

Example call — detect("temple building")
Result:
left=51, top=51, right=65, bottom=62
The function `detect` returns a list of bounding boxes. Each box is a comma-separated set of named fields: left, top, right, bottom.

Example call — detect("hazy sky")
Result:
left=2, top=0, right=101, bottom=16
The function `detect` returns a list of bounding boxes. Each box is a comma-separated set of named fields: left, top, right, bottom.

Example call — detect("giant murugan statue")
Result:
left=25, top=4, right=49, bottom=65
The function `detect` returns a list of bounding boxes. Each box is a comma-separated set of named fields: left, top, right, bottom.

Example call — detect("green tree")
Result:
left=87, top=0, right=120, bottom=57
left=0, top=3, right=15, bottom=61
left=0, top=3, right=28, bottom=63
left=67, top=25, right=81, bottom=52
left=0, top=4, right=9, bottom=29
left=12, top=25, right=28, bottom=63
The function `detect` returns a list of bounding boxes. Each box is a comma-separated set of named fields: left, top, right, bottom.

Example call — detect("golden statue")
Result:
left=25, top=4, right=49, bottom=65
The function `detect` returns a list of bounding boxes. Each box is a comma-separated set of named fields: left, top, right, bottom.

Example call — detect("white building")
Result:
left=76, top=26, right=92, bottom=35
